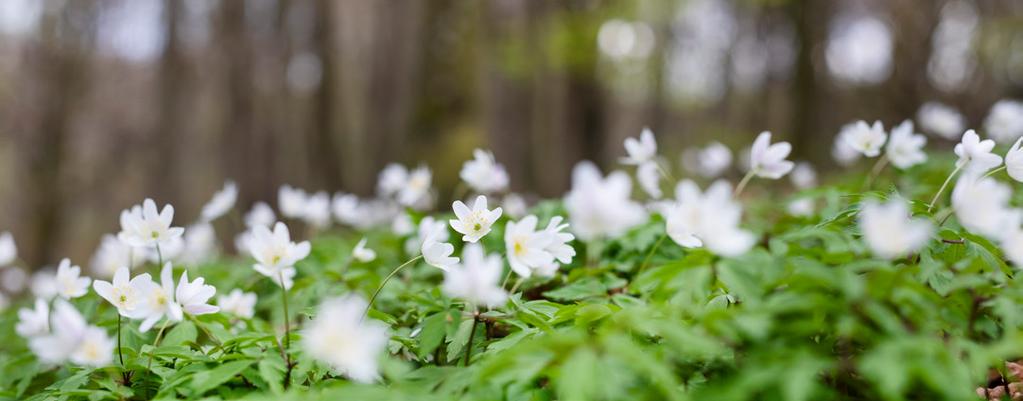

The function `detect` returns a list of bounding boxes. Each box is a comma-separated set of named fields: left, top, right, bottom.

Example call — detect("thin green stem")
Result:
left=734, top=171, right=756, bottom=197
left=463, top=309, right=480, bottom=367
left=279, top=272, right=291, bottom=353
left=155, top=243, right=163, bottom=268
left=928, top=164, right=962, bottom=212
left=145, top=319, right=170, bottom=372
left=188, top=315, right=223, bottom=347
left=116, top=314, right=124, bottom=366
left=864, top=155, right=889, bottom=190
left=499, top=269, right=513, bottom=291
left=363, top=255, right=423, bottom=320
left=983, top=165, right=1007, bottom=179
left=655, top=160, right=675, bottom=183
left=509, top=277, right=525, bottom=295
left=636, top=233, right=667, bottom=277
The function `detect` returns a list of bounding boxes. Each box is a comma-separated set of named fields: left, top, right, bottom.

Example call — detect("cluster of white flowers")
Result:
left=682, top=141, right=732, bottom=179
left=566, top=161, right=646, bottom=241
left=504, top=215, right=576, bottom=278
left=835, top=119, right=928, bottom=169
left=460, top=149, right=510, bottom=194
left=20, top=299, right=114, bottom=367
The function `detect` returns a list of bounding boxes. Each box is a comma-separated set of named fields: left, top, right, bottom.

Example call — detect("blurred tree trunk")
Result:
left=154, top=0, right=185, bottom=204
left=309, top=0, right=343, bottom=190
left=17, top=1, right=96, bottom=267
left=788, top=0, right=830, bottom=165
left=217, top=0, right=261, bottom=203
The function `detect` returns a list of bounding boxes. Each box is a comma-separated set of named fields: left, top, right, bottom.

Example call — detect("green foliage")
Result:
left=2, top=156, right=1022, bottom=400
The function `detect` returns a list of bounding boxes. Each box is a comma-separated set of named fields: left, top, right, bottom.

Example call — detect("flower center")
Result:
left=151, top=231, right=159, bottom=239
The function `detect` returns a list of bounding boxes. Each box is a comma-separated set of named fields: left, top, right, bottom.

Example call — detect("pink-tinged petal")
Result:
left=186, top=304, right=219, bottom=315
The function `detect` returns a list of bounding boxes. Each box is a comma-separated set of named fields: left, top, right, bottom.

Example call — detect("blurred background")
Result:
left=0, top=0, right=1021, bottom=267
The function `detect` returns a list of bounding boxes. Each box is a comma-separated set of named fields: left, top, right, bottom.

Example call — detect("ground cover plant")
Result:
left=4, top=103, right=1023, bottom=400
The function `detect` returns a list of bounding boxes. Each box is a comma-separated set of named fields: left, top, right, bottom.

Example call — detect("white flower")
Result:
left=460, top=149, right=510, bottom=194
left=278, top=185, right=308, bottom=219
left=136, top=263, right=184, bottom=332
left=954, top=129, right=1002, bottom=172
left=665, top=180, right=756, bottom=257
left=833, top=123, right=863, bottom=166
left=749, top=131, right=795, bottom=179
left=30, top=270, right=57, bottom=299
left=885, top=120, right=927, bottom=169
left=787, top=198, right=815, bottom=217
left=790, top=162, right=818, bottom=189
left=918, top=101, right=965, bottom=139
left=249, top=222, right=311, bottom=290
left=421, top=224, right=458, bottom=271
left=332, top=193, right=361, bottom=226
left=442, top=244, right=508, bottom=308
left=502, top=193, right=529, bottom=219
left=54, top=258, right=90, bottom=300
left=303, top=191, right=332, bottom=229
left=377, top=163, right=409, bottom=198
left=621, top=127, right=657, bottom=165
left=397, top=166, right=432, bottom=208
left=842, top=120, right=887, bottom=157
left=117, top=199, right=185, bottom=248
left=177, top=223, right=217, bottom=265
left=1006, top=137, right=1023, bottom=183
left=16, top=298, right=49, bottom=338
left=175, top=270, right=219, bottom=315
left=28, top=299, right=87, bottom=364
left=70, top=326, right=115, bottom=367
left=984, top=100, right=1023, bottom=144
left=93, top=266, right=154, bottom=318
left=636, top=161, right=662, bottom=199
left=218, top=289, right=257, bottom=319
left=245, top=202, right=276, bottom=228
left=90, top=234, right=143, bottom=279
left=952, top=172, right=1020, bottom=240
left=392, top=213, right=415, bottom=236
left=303, top=295, right=389, bottom=383
left=505, top=215, right=555, bottom=278
left=352, top=238, right=376, bottom=263
left=200, top=181, right=238, bottom=222
left=405, top=216, right=447, bottom=255
left=0, top=231, right=16, bottom=266
left=542, top=216, right=576, bottom=266
left=449, top=196, right=503, bottom=243
left=1, top=267, right=27, bottom=293
left=682, top=142, right=732, bottom=179
left=565, top=161, right=647, bottom=241
left=859, top=198, right=933, bottom=259
left=1000, top=227, right=1023, bottom=267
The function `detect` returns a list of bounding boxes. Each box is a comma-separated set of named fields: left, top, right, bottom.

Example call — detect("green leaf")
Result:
left=162, top=321, right=197, bottom=347
left=190, top=359, right=255, bottom=395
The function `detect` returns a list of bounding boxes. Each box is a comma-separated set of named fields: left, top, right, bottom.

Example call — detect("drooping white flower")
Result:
left=136, top=263, right=184, bottom=332
left=377, top=163, right=409, bottom=198
left=790, top=162, right=818, bottom=189
left=90, top=234, right=143, bottom=279
left=859, top=198, right=933, bottom=259
left=665, top=180, right=756, bottom=257
left=565, top=162, right=647, bottom=241
left=54, top=258, right=90, bottom=300
left=117, top=199, right=185, bottom=248
left=748, top=131, right=795, bottom=179
left=405, top=216, right=447, bottom=255
left=397, top=166, right=432, bottom=208
left=842, top=120, right=887, bottom=157
left=200, top=181, right=238, bottom=223
left=833, top=123, right=864, bottom=167
left=93, top=266, right=154, bottom=318
left=885, top=120, right=927, bottom=169
left=954, top=129, right=1002, bottom=172
left=303, top=295, right=389, bottom=383
left=175, top=270, right=219, bottom=316
left=636, top=161, right=662, bottom=199
left=449, top=196, right=503, bottom=243
left=245, top=202, right=276, bottom=228
left=442, top=244, right=508, bottom=308
left=218, top=289, right=257, bottom=319
left=278, top=185, right=308, bottom=220
left=1005, top=138, right=1023, bottom=183
left=460, top=149, right=510, bottom=194
left=918, top=101, right=965, bottom=139
left=0, top=231, right=16, bottom=266
left=621, top=127, right=657, bottom=165
left=984, top=100, right=1023, bottom=144
left=16, top=298, right=49, bottom=338
left=682, top=142, right=732, bottom=179
left=421, top=224, right=458, bottom=271
left=505, top=215, right=555, bottom=278
left=352, top=238, right=376, bottom=263
left=249, top=222, right=311, bottom=290
left=542, top=216, right=576, bottom=267
left=952, top=172, right=1020, bottom=240
left=303, top=191, right=332, bottom=229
